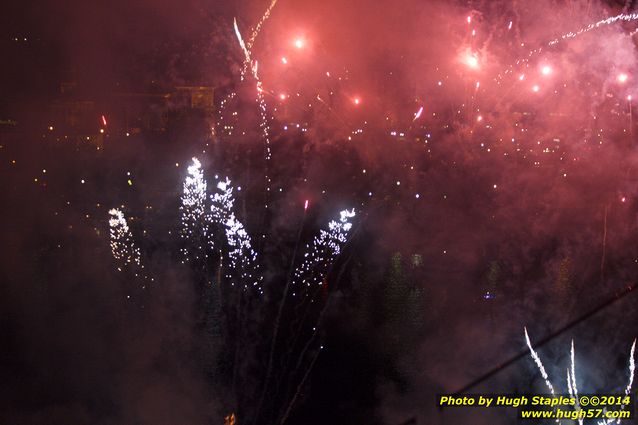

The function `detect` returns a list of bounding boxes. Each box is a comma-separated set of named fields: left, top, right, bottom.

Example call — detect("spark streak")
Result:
left=526, top=329, right=636, bottom=425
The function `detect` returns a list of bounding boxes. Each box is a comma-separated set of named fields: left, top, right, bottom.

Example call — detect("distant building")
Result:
left=44, top=82, right=215, bottom=148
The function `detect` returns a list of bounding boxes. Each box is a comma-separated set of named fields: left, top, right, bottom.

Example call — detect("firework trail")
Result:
left=566, top=341, right=583, bottom=425
left=600, top=339, right=638, bottom=425
left=231, top=17, right=273, bottom=209
left=292, top=209, right=356, bottom=296
left=570, top=341, right=580, bottom=423
left=524, top=327, right=556, bottom=396
left=500, top=11, right=638, bottom=82
left=211, top=177, right=263, bottom=294
left=625, top=340, right=636, bottom=395
left=525, top=329, right=637, bottom=425
left=180, top=157, right=211, bottom=262
left=246, top=0, right=278, bottom=50
left=234, top=18, right=252, bottom=81
left=108, top=208, right=142, bottom=270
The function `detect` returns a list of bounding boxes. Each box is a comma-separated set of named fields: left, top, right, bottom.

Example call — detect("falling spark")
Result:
left=413, top=106, right=424, bottom=121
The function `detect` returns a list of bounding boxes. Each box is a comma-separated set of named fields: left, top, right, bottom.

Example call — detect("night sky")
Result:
left=3, top=0, right=638, bottom=424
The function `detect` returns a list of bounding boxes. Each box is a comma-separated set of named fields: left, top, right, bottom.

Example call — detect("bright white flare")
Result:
left=465, top=53, right=479, bottom=69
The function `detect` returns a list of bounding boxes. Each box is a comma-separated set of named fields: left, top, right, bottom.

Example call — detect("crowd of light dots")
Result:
left=108, top=208, right=142, bottom=269
left=179, top=157, right=210, bottom=262
left=525, top=327, right=636, bottom=425
left=210, top=177, right=263, bottom=294
left=291, top=209, right=356, bottom=297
